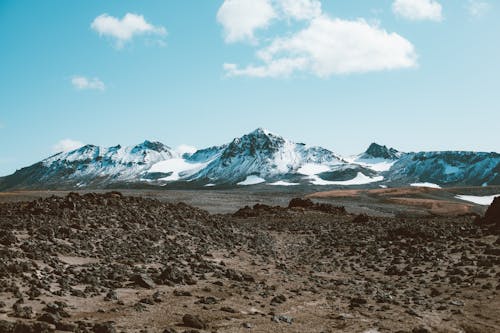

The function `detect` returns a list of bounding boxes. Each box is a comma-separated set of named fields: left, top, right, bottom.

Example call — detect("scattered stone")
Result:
left=104, top=290, right=118, bottom=301
left=405, top=308, right=422, bottom=318
left=0, top=192, right=497, bottom=332
left=174, top=290, right=192, bottom=297
left=271, top=315, right=293, bottom=324
left=449, top=300, right=464, bottom=307
left=479, top=197, right=500, bottom=226
left=412, top=326, right=431, bottom=333
left=37, top=312, right=60, bottom=325
left=350, top=297, right=367, bottom=308
left=182, top=314, right=206, bottom=330
left=162, top=327, right=178, bottom=333
left=12, top=304, right=33, bottom=319
left=56, top=322, right=77, bottom=332
left=288, top=198, right=314, bottom=209
left=271, top=295, right=286, bottom=305
left=352, top=214, right=370, bottom=223
left=152, top=291, right=162, bottom=303
left=195, top=297, right=218, bottom=305
left=0, top=320, right=14, bottom=333
left=93, top=322, right=116, bottom=333
left=220, top=306, right=237, bottom=313
left=133, top=274, right=156, bottom=289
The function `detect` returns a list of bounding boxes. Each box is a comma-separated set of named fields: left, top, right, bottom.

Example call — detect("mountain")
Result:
left=0, top=141, right=177, bottom=189
left=361, top=143, right=402, bottom=160
left=344, top=143, right=404, bottom=173
left=186, top=128, right=350, bottom=185
left=385, top=151, right=500, bottom=187
left=1, top=129, right=499, bottom=190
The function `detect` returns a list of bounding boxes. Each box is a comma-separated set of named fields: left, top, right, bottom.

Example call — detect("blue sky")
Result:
left=0, top=0, right=499, bottom=176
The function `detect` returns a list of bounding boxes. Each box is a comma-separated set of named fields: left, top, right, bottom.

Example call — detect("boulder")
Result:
left=182, top=314, right=207, bottom=330
left=288, top=198, right=314, bottom=209
left=132, top=274, right=156, bottom=289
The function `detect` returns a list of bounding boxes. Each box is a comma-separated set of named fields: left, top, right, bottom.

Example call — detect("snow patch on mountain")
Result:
left=410, top=182, right=442, bottom=189
left=238, top=175, right=266, bottom=186
left=310, top=172, right=384, bottom=186
left=149, top=159, right=209, bottom=181
left=345, top=156, right=396, bottom=172
left=268, top=180, right=300, bottom=186
left=456, top=194, right=500, bottom=206
left=297, top=163, right=331, bottom=176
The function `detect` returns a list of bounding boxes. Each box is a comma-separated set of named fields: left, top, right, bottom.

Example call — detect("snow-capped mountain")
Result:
left=0, top=141, right=178, bottom=189
left=385, top=151, right=500, bottom=187
left=345, top=143, right=403, bottom=172
left=0, top=129, right=499, bottom=190
left=186, top=128, right=352, bottom=185
left=361, top=143, right=403, bottom=160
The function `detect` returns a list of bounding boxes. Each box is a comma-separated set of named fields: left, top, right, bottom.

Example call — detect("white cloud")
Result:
left=175, top=145, right=198, bottom=156
left=91, top=13, right=166, bottom=48
left=216, top=0, right=323, bottom=43
left=217, top=0, right=276, bottom=43
left=71, top=76, right=106, bottom=91
left=52, top=139, right=84, bottom=153
left=224, top=16, right=417, bottom=78
left=392, top=0, right=443, bottom=21
left=467, top=0, right=491, bottom=18
left=277, top=0, right=322, bottom=20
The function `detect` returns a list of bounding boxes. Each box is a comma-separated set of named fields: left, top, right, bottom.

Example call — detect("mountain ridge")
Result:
left=1, top=129, right=499, bottom=190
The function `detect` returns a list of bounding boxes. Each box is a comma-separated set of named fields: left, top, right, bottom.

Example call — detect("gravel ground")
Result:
left=0, top=192, right=499, bottom=333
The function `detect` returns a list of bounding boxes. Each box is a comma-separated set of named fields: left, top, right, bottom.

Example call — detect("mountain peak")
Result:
left=132, top=140, right=171, bottom=153
left=364, top=143, right=401, bottom=160
left=248, top=127, right=273, bottom=137
left=78, top=144, right=98, bottom=151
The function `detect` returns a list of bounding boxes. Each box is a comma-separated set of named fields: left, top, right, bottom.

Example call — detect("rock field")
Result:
left=0, top=192, right=499, bottom=332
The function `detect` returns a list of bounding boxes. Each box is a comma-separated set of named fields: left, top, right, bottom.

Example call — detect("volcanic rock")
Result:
left=484, top=197, right=500, bottom=228
left=182, top=314, right=206, bottom=330
left=133, top=274, right=156, bottom=289
left=92, top=322, right=116, bottom=333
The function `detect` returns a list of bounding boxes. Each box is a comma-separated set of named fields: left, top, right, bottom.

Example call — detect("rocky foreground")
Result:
left=0, top=193, right=499, bottom=333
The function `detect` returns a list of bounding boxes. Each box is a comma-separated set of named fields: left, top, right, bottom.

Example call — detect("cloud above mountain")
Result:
left=466, top=0, right=491, bottom=18
left=71, top=76, right=105, bottom=91
left=52, top=139, right=84, bottom=153
left=392, top=0, right=443, bottom=21
left=91, top=13, right=167, bottom=48
left=217, top=0, right=276, bottom=43
left=278, top=0, right=322, bottom=20
left=219, top=0, right=417, bottom=78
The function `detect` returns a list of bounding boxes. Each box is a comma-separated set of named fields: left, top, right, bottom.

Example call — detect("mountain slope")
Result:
left=1, top=129, right=499, bottom=190
left=188, top=128, right=350, bottom=184
left=386, top=151, right=500, bottom=186
left=345, top=143, right=404, bottom=173
left=361, top=143, right=403, bottom=160
left=0, top=141, right=177, bottom=189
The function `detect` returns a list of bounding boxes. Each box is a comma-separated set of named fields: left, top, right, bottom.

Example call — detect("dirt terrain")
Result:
left=1, top=185, right=498, bottom=216
left=307, top=186, right=499, bottom=217
left=0, top=191, right=499, bottom=333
